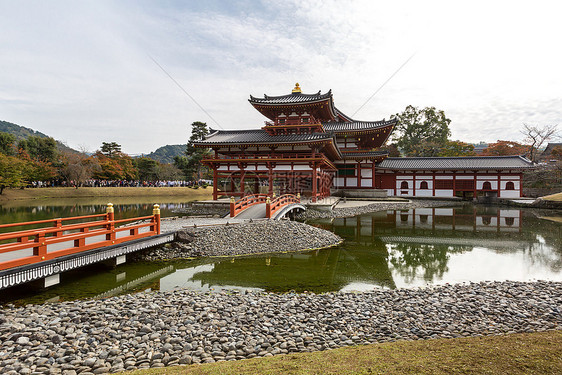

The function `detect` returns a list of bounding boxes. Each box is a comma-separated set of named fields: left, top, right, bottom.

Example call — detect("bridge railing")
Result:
left=266, top=194, right=301, bottom=218
left=0, top=203, right=161, bottom=271
left=230, top=194, right=269, bottom=217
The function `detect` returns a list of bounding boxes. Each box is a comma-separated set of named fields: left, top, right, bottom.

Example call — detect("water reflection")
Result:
left=1, top=204, right=560, bottom=305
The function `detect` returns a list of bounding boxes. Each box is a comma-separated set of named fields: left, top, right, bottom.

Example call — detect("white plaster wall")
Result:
left=501, top=190, right=520, bottom=198
left=334, top=178, right=344, bottom=187
left=415, top=190, right=433, bottom=197
left=346, top=178, right=357, bottom=187
left=435, top=189, right=454, bottom=197
left=477, top=180, right=498, bottom=189
left=456, top=176, right=474, bottom=180
left=361, top=179, right=373, bottom=188
left=500, top=180, right=520, bottom=190
left=362, top=169, right=373, bottom=178
left=386, top=189, right=394, bottom=196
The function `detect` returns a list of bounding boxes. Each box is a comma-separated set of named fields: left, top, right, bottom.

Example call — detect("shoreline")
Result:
left=141, top=220, right=343, bottom=261
left=0, top=187, right=213, bottom=203
left=1, top=280, right=560, bottom=373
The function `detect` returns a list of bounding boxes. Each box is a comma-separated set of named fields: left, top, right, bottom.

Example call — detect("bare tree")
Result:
left=521, top=124, right=560, bottom=162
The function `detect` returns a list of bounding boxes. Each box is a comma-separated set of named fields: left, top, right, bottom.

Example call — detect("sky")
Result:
left=1, top=0, right=561, bottom=155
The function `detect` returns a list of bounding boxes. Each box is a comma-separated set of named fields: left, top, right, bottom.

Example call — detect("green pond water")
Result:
left=1, top=201, right=561, bottom=305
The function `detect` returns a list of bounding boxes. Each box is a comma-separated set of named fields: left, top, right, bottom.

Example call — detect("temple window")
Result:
left=420, top=181, right=428, bottom=189
left=400, top=181, right=409, bottom=189
left=338, top=164, right=356, bottom=177
left=506, top=181, right=515, bottom=190
left=483, top=181, right=492, bottom=190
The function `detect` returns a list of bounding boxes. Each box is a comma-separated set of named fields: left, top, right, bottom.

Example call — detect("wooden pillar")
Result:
left=453, top=172, right=457, bottom=198
left=372, top=162, right=376, bottom=189
left=240, top=169, right=246, bottom=196
left=312, top=164, right=317, bottom=202
left=268, top=166, right=273, bottom=196
left=432, top=172, right=436, bottom=197
left=497, top=173, right=501, bottom=197
left=356, top=161, right=361, bottom=188
left=413, top=174, right=416, bottom=197
left=212, top=166, right=218, bottom=200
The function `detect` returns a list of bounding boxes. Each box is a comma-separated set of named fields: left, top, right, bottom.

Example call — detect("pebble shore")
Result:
left=140, top=220, right=342, bottom=261
left=298, top=199, right=459, bottom=219
left=1, top=281, right=560, bottom=374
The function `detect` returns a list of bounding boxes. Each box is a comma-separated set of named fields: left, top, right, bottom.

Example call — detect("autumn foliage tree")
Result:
left=481, top=141, right=529, bottom=157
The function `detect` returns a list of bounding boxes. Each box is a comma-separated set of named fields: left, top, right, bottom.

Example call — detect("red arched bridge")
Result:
left=229, top=193, right=306, bottom=219
left=0, top=204, right=174, bottom=291
left=0, top=195, right=305, bottom=291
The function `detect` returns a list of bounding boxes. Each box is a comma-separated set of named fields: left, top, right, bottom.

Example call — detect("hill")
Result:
left=0, top=120, right=77, bottom=153
left=144, top=144, right=186, bottom=163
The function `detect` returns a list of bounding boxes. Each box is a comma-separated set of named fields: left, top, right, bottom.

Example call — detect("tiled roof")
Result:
left=249, top=90, right=332, bottom=105
left=377, top=156, right=534, bottom=170
left=340, top=151, right=389, bottom=159
left=195, top=129, right=334, bottom=145
left=323, top=119, right=396, bottom=132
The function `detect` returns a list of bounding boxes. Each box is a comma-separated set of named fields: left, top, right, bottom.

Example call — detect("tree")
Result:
left=58, top=150, right=95, bottom=187
left=481, top=140, right=529, bottom=156
left=135, top=157, right=159, bottom=181
left=391, top=105, right=451, bottom=156
left=386, top=143, right=401, bottom=157
left=100, top=142, right=122, bottom=157
left=0, top=132, right=16, bottom=156
left=0, top=153, right=26, bottom=194
left=181, top=121, right=211, bottom=180
left=18, top=135, right=57, bottom=163
left=92, top=152, right=137, bottom=180
left=156, top=163, right=184, bottom=180
left=438, top=140, right=476, bottom=157
left=521, top=124, right=560, bottom=162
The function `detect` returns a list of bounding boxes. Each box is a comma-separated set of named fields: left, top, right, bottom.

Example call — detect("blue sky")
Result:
left=1, top=0, right=560, bottom=154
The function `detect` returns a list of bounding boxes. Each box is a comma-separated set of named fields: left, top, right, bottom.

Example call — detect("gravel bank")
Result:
left=298, top=199, right=459, bottom=219
left=140, top=220, right=342, bottom=261
left=1, top=281, right=560, bottom=374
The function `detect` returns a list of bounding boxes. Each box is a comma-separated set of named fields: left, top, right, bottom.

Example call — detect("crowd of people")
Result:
left=29, top=179, right=212, bottom=188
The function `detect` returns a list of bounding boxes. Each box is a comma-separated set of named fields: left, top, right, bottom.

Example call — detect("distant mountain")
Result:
left=144, top=144, right=186, bottom=164
left=0, top=120, right=77, bottom=153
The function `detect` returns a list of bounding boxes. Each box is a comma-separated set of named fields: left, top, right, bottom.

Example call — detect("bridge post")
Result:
left=33, top=231, right=47, bottom=259
left=53, top=218, right=63, bottom=238
left=266, top=196, right=271, bottom=218
left=230, top=196, right=235, bottom=217
left=106, top=203, right=116, bottom=243
left=152, top=204, right=161, bottom=234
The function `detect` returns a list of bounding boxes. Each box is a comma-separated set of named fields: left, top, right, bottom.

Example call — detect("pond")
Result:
left=0, top=201, right=560, bottom=305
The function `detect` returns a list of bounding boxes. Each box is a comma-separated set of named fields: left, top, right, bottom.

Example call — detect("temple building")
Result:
left=196, top=84, right=533, bottom=200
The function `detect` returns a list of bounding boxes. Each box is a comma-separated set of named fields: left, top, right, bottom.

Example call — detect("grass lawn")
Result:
left=0, top=186, right=213, bottom=203
left=541, top=192, right=562, bottom=201
left=126, top=330, right=562, bottom=375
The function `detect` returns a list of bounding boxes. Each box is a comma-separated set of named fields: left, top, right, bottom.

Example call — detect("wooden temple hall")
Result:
left=196, top=84, right=534, bottom=201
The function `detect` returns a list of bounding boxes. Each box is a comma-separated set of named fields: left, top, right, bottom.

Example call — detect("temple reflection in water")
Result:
left=3, top=205, right=560, bottom=305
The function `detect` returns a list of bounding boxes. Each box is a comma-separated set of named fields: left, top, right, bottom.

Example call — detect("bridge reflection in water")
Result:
left=2, top=205, right=561, bottom=305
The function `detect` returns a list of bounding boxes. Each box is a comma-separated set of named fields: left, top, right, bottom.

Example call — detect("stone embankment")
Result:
left=298, top=199, right=459, bottom=219
left=1, top=281, right=560, bottom=374
left=140, top=220, right=342, bottom=261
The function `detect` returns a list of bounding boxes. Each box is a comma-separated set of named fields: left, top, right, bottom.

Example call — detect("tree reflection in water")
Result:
left=386, top=243, right=471, bottom=283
